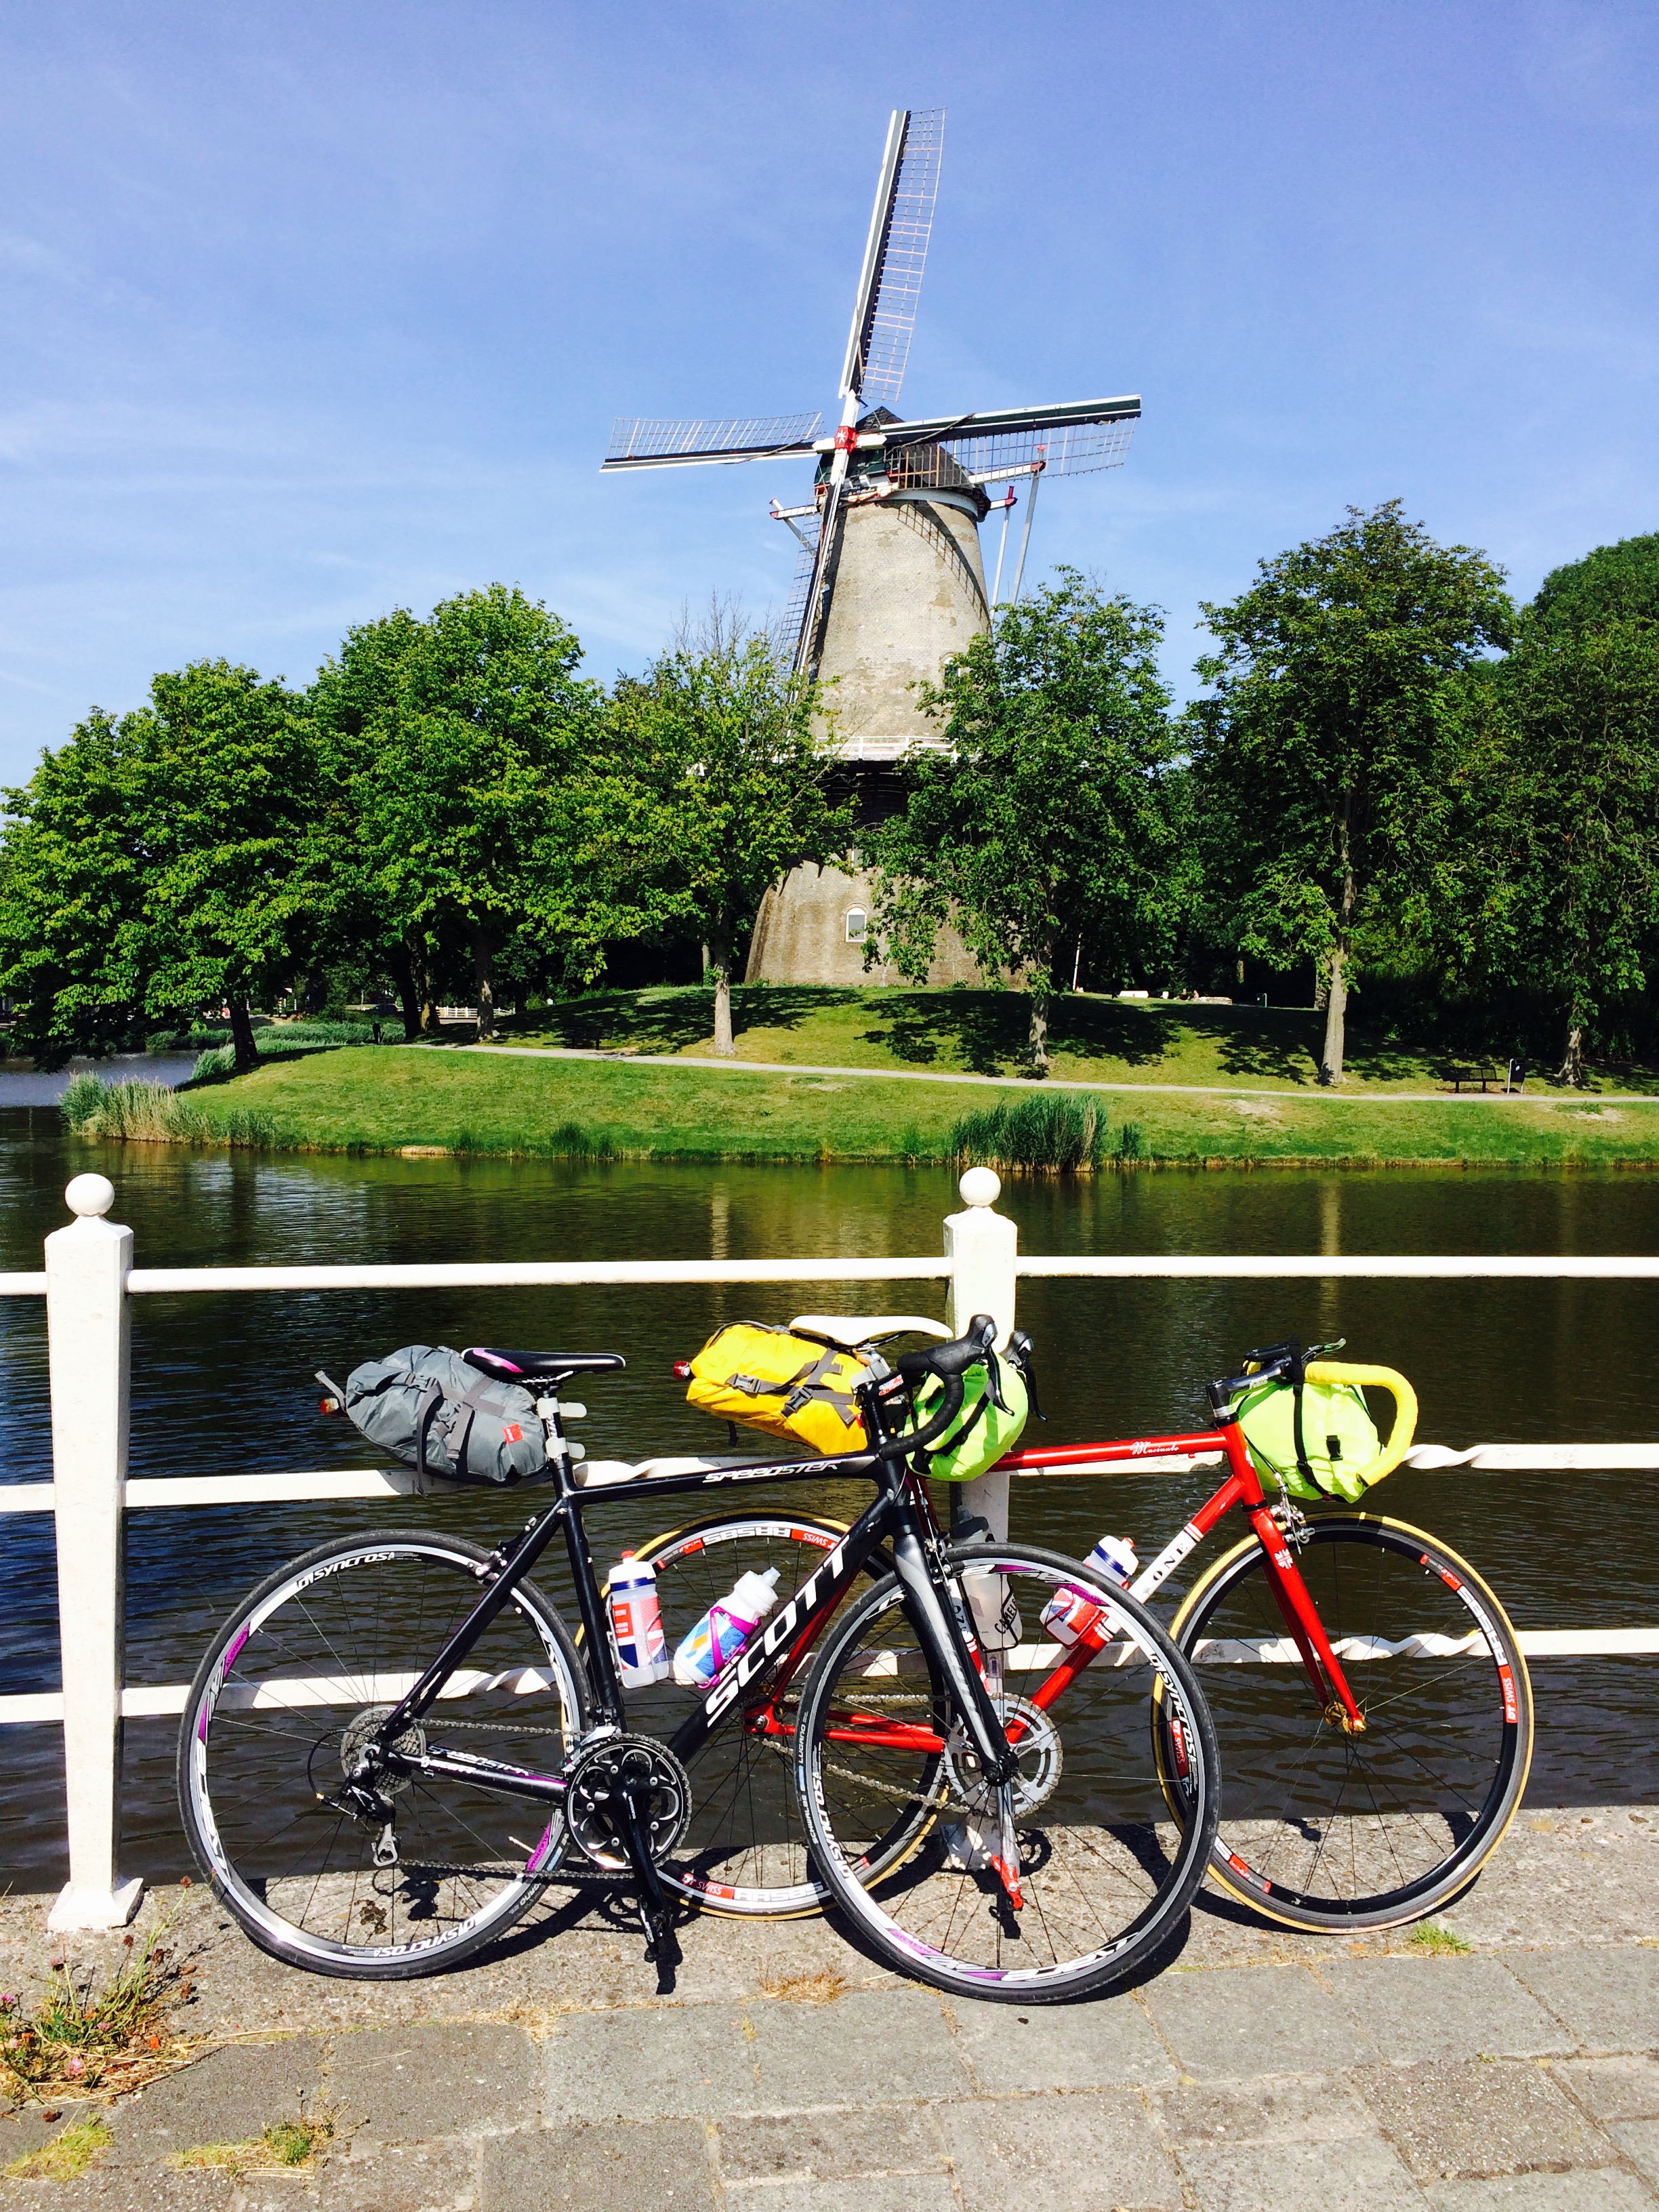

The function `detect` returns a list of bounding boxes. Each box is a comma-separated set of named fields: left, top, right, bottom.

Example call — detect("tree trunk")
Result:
left=470, top=922, right=496, bottom=1041
left=1028, top=991, right=1050, bottom=1078
left=1558, top=1023, right=1585, bottom=1087
left=1319, top=794, right=1357, bottom=1085
left=709, top=928, right=735, bottom=1057
left=413, top=939, right=443, bottom=1036
left=1319, top=949, right=1348, bottom=1084
left=228, top=996, right=258, bottom=1076
left=388, top=939, right=422, bottom=1042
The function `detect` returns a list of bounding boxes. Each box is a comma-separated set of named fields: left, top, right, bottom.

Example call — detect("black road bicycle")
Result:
left=178, top=1319, right=1221, bottom=2003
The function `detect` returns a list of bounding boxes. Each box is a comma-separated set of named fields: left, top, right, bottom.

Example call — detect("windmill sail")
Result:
left=840, top=108, right=944, bottom=409
left=876, top=395, right=1141, bottom=484
left=603, top=411, right=822, bottom=470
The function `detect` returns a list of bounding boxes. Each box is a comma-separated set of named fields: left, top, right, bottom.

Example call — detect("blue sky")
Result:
left=1, top=1, right=1656, bottom=781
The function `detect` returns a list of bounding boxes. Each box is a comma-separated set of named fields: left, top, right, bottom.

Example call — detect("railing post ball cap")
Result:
left=64, top=1174, right=115, bottom=1220
left=958, top=1166, right=1002, bottom=1209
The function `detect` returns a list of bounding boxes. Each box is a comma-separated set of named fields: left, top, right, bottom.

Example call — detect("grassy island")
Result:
left=58, top=985, right=1659, bottom=1170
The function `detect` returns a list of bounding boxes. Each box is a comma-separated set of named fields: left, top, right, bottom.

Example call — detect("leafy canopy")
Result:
left=1191, top=502, right=1512, bottom=1076
left=866, top=570, right=1181, bottom=1063
left=0, top=661, right=314, bottom=1065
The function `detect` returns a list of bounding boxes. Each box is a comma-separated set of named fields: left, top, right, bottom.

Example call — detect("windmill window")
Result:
left=844, top=908, right=868, bottom=944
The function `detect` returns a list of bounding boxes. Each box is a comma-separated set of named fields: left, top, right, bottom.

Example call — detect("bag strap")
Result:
left=413, top=1382, right=444, bottom=1483
left=1286, top=1340, right=1316, bottom=1492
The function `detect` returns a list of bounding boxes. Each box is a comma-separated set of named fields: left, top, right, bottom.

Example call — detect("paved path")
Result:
left=5, top=1807, right=1659, bottom=2209
left=456, top=1042, right=1659, bottom=1109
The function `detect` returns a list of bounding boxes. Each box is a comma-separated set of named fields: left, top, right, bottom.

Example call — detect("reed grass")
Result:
left=60, top=1076, right=275, bottom=1149
left=949, top=1092, right=1109, bottom=1174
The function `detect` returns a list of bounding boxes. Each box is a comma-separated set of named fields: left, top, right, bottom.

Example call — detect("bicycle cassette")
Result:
left=566, top=1733, right=690, bottom=1871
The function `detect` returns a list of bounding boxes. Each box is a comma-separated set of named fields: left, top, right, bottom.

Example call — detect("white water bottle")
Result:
left=1041, top=1534, right=1139, bottom=1648
left=608, top=1552, right=671, bottom=1687
left=672, top=1568, right=781, bottom=1689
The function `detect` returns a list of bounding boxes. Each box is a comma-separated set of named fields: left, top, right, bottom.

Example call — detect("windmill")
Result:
left=602, top=108, right=1141, bottom=985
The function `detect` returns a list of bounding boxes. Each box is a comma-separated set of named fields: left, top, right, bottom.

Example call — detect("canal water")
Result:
left=3, top=1113, right=1657, bottom=1884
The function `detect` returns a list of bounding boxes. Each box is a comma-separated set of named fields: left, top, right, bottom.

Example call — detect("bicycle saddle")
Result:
left=464, top=1346, right=627, bottom=1384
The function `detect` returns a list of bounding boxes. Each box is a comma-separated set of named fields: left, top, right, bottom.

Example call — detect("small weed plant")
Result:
left=0, top=1922, right=187, bottom=2099
left=171, top=2107, right=337, bottom=2175
left=3, top=2115, right=112, bottom=2181
left=1406, top=1921, right=1471, bottom=1955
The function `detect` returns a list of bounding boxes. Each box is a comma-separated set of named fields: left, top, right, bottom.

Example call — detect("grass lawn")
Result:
left=172, top=1042, right=1659, bottom=1167
left=500, top=983, right=1659, bottom=1096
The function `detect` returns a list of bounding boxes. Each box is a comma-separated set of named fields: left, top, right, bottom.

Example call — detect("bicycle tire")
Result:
left=1170, top=1513, right=1533, bottom=1931
left=615, top=1511, right=895, bottom=1919
left=795, top=1541, right=1221, bottom=2003
left=177, top=1528, right=590, bottom=1980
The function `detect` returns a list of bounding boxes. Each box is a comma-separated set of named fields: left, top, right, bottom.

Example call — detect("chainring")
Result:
left=943, top=1694, right=1063, bottom=1818
left=565, top=1732, right=691, bottom=1871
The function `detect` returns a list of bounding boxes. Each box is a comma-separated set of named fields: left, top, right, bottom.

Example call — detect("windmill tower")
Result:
left=603, top=108, right=1140, bottom=987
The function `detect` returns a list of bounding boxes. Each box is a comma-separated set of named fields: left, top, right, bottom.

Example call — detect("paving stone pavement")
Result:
left=3, top=1806, right=1659, bottom=2210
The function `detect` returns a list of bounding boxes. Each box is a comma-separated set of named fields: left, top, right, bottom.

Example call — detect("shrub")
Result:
left=1115, top=1120, right=1146, bottom=1161
left=949, top=1092, right=1107, bottom=1172
left=192, top=1046, right=236, bottom=1082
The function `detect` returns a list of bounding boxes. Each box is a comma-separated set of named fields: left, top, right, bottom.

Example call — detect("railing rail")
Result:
left=5, top=1162, right=1658, bottom=1933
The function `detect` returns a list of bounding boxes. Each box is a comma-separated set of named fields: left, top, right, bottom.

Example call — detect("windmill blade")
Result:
left=839, top=108, right=944, bottom=409
left=602, top=411, right=823, bottom=470
left=869, top=394, right=1141, bottom=483
left=945, top=416, right=1136, bottom=482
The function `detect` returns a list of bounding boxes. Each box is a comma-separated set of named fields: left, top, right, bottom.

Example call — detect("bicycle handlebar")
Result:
left=863, top=1313, right=999, bottom=1459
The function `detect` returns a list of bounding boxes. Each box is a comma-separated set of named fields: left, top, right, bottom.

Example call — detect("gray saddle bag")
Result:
left=344, top=1345, right=548, bottom=1488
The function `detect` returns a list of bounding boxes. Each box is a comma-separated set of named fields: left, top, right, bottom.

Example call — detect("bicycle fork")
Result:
left=890, top=1530, right=1026, bottom=1908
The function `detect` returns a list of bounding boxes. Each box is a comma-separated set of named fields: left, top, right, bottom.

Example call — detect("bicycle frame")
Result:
left=995, top=1416, right=1367, bottom=1732
left=362, top=1433, right=1021, bottom=1820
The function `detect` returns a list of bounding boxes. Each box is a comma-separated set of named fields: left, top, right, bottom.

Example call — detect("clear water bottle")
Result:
left=607, top=1551, right=671, bottom=1687
left=1040, top=1534, right=1139, bottom=1648
left=672, top=1567, right=782, bottom=1688
left=960, top=1565, right=1023, bottom=1652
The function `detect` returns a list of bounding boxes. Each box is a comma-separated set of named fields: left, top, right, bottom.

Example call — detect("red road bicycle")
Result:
left=636, top=1336, right=1532, bottom=1933
left=996, top=1336, right=1534, bottom=1931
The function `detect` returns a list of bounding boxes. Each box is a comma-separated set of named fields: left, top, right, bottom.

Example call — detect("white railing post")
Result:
left=945, top=1167, right=1019, bottom=1542
left=44, top=1174, right=142, bottom=1931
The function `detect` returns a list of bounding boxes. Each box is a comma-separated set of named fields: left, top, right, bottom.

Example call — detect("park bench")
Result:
left=1441, top=1059, right=1526, bottom=1093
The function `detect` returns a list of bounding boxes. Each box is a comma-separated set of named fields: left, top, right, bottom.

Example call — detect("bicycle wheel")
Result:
left=795, top=1542, right=1221, bottom=2002
left=1171, top=1513, right=1533, bottom=1931
left=619, top=1512, right=895, bottom=1917
left=178, top=1529, right=589, bottom=1979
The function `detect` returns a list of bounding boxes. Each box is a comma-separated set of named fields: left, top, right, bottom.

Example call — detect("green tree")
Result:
left=0, top=713, right=152, bottom=1065
left=1191, top=502, right=1513, bottom=1082
left=1490, top=615, right=1659, bottom=1082
left=312, top=586, right=605, bottom=1039
left=605, top=630, right=846, bottom=1053
left=0, top=662, right=315, bottom=1069
left=1532, top=532, right=1659, bottom=637
left=865, top=571, right=1181, bottom=1073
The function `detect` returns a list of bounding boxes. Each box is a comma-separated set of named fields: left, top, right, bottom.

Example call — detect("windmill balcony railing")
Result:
left=4, top=1166, right=1659, bottom=1933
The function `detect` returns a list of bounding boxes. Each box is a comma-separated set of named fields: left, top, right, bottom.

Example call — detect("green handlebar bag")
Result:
left=907, top=1358, right=1029, bottom=1482
left=1235, top=1375, right=1380, bottom=1504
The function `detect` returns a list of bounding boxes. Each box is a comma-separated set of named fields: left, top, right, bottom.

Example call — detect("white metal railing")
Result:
left=5, top=1162, right=1659, bottom=1935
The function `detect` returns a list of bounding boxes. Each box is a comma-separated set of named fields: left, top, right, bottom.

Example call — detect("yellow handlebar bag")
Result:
left=684, top=1323, right=871, bottom=1454
left=1235, top=1361, right=1418, bottom=1504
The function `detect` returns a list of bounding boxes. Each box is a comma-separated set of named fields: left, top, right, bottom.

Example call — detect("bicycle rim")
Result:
left=615, top=1513, right=895, bottom=1917
left=178, top=1530, right=588, bottom=1978
left=796, top=1543, right=1219, bottom=2002
left=1172, top=1513, right=1533, bottom=1931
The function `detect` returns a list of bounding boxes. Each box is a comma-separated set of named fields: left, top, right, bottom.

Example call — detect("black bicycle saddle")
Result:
left=464, top=1346, right=627, bottom=1383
